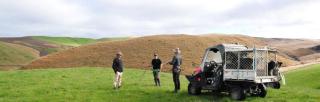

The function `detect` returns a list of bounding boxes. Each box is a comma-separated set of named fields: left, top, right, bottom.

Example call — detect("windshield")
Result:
left=204, top=49, right=222, bottom=63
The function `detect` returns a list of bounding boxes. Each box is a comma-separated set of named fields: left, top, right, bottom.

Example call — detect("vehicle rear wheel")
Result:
left=230, top=86, right=246, bottom=100
left=188, top=83, right=201, bottom=95
left=272, top=82, right=281, bottom=89
left=258, top=84, right=267, bottom=98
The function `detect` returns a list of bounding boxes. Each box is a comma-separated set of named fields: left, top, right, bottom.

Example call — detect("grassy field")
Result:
left=32, top=36, right=96, bottom=46
left=0, top=65, right=319, bottom=102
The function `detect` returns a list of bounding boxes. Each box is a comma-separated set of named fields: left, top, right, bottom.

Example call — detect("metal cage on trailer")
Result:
left=186, top=43, right=285, bottom=100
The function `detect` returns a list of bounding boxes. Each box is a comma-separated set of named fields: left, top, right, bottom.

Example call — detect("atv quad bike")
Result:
left=186, top=44, right=284, bottom=100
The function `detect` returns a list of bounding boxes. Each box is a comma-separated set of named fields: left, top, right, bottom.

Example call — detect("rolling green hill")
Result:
left=0, top=41, right=39, bottom=65
left=32, top=36, right=97, bottom=47
left=0, top=37, right=70, bottom=56
left=0, top=41, right=39, bottom=70
left=0, top=64, right=319, bottom=101
left=0, top=36, right=99, bottom=57
left=0, top=36, right=131, bottom=70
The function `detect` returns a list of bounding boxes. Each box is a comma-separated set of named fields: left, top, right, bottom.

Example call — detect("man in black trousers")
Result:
left=151, top=53, right=162, bottom=86
left=168, top=48, right=182, bottom=93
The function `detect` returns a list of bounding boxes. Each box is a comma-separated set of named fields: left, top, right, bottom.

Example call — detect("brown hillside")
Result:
left=24, top=34, right=298, bottom=74
left=297, top=45, right=320, bottom=62
left=260, top=38, right=320, bottom=61
left=310, top=45, right=320, bottom=52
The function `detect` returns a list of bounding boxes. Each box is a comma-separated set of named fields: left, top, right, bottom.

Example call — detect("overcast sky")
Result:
left=0, top=0, right=319, bottom=39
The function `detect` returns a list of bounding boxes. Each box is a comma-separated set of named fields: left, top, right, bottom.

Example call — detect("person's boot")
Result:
left=114, top=85, right=118, bottom=90
left=174, top=89, right=178, bottom=93
left=117, top=83, right=121, bottom=89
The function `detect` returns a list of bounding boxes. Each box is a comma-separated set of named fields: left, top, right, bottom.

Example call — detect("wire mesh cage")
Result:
left=225, top=49, right=277, bottom=76
left=268, top=51, right=277, bottom=62
left=225, top=51, right=254, bottom=70
left=240, top=51, right=254, bottom=70
left=225, top=51, right=238, bottom=69
left=255, top=50, right=268, bottom=76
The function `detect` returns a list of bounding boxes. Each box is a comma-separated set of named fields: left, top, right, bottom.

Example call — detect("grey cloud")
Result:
left=0, top=0, right=319, bottom=39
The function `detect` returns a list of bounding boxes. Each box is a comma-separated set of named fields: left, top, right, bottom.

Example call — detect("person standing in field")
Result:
left=151, top=53, right=162, bottom=86
left=112, top=51, right=124, bottom=89
left=168, top=48, right=182, bottom=93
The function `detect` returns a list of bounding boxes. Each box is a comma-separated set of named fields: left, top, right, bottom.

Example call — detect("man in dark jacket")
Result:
left=168, top=48, right=182, bottom=93
left=112, top=51, right=124, bottom=89
left=151, top=53, right=162, bottom=86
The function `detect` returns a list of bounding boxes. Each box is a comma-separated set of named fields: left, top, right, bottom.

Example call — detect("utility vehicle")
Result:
left=186, top=44, right=284, bottom=100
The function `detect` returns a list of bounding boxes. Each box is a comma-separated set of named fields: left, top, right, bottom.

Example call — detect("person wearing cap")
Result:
left=168, top=48, right=182, bottom=93
left=151, top=53, right=162, bottom=86
left=112, top=51, right=124, bottom=89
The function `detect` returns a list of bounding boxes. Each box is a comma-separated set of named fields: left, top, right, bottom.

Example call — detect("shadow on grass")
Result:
left=188, top=91, right=233, bottom=101
left=195, top=91, right=269, bottom=101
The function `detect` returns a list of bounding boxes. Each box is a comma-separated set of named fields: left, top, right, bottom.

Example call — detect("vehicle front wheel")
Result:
left=230, top=86, right=246, bottom=100
left=188, top=83, right=201, bottom=95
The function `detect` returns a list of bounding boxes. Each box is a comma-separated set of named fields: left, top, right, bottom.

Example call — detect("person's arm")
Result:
left=168, top=56, right=176, bottom=65
left=112, top=58, right=117, bottom=73
left=118, top=59, right=123, bottom=71
left=152, top=59, right=155, bottom=66
left=151, top=59, right=155, bottom=70
left=159, top=59, right=162, bottom=71
left=112, top=59, right=115, bottom=68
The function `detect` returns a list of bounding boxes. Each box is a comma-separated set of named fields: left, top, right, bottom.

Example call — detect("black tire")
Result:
left=188, top=83, right=201, bottom=95
left=230, top=86, right=246, bottom=100
left=258, top=84, right=267, bottom=98
left=273, top=82, right=281, bottom=89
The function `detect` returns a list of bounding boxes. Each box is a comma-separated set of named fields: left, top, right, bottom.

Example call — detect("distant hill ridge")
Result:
left=1, top=34, right=319, bottom=72
left=24, top=34, right=302, bottom=74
